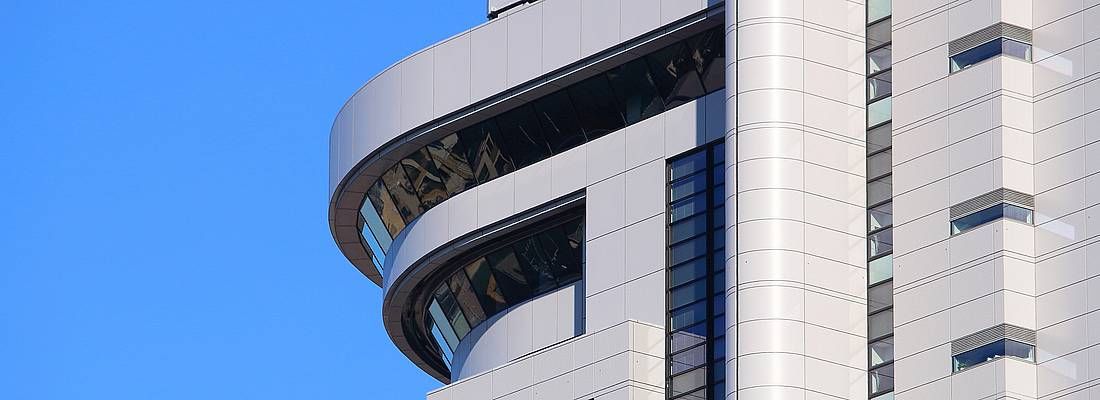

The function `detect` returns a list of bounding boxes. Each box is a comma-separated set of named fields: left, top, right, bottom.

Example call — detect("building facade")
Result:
left=326, top=0, right=1100, bottom=399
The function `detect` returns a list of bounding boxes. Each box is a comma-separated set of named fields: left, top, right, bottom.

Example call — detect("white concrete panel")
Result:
left=433, top=34, right=472, bottom=118
left=625, top=214, right=664, bottom=282
left=586, top=173, right=626, bottom=239
left=470, top=21, right=509, bottom=103
left=579, top=0, right=620, bottom=58
left=541, top=0, right=582, bottom=72
left=624, top=159, right=664, bottom=225
left=477, top=173, right=516, bottom=227
left=507, top=6, right=544, bottom=87
left=513, top=158, right=553, bottom=212
left=585, top=229, right=625, bottom=295
left=625, top=272, right=665, bottom=326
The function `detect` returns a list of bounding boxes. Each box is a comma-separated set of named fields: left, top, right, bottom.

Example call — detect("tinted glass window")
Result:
left=670, top=300, right=707, bottom=330
left=867, top=123, right=892, bottom=154
left=952, top=203, right=1033, bottom=233
left=567, top=75, right=625, bottom=139
left=869, top=309, right=893, bottom=339
left=671, top=236, right=708, bottom=265
left=485, top=248, right=533, bottom=301
left=868, top=70, right=892, bottom=100
left=428, top=300, right=460, bottom=350
left=694, top=30, right=726, bottom=92
left=867, top=18, right=891, bottom=49
left=868, top=96, right=892, bottom=127
left=869, top=363, right=895, bottom=394
left=401, top=148, right=449, bottom=209
left=869, top=45, right=892, bottom=74
left=380, top=166, right=424, bottom=223
left=952, top=339, right=1035, bottom=371
left=606, top=59, right=665, bottom=124
left=433, top=285, right=471, bottom=339
left=869, top=228, right=893, bottom=258
left=869, top=254, right=893, bottom=285
left=868, top=0, right=891, bottom=22
left=869, top=202, right=893, bottom=232
left=364, top=183, right=401, bottom=244
left=671, top=344, right=707, bottom=375
left=670, top=279, right=708, bottom=309
left=512, top=235, right=560, bottom=293
left=870, top=337, right=894, bottom=367
left=950, top=38, right=1031, bottom=73
left=670, top=258, right=708, bottom=287
left=868, top=149, right=892, bottom=180
left=670, top=367, right=707, bottom=397
left=647, top=42, right=707, bottom=109
left=464, top=258, right=509, bottom=314
left=426, top=134, right=477, bottom=196
left=671, top=213, right=708, bottom=244
left=447, top=273, right=487, bottom=327
left=457, top=119, right=514, bottom=184
left=670, top=172, right=708, bottom=202
left=670, top=150, right=708, bottom=180
left=494, top=104, right=552, bottom=170
left=868, top=281, right=893, bottom=313
left=868, top=175, right=892, bottom=205
left=531, top=90, right=587, bottom=153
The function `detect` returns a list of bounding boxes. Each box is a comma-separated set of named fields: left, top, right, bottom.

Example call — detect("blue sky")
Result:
left=0, top=1, right=483, bottom=398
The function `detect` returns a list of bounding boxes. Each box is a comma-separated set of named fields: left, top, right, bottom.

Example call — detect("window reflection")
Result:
left=358, top=27, right=727, bottom=271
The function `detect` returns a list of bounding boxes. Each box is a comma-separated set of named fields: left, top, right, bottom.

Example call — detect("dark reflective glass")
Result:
left=433, top=285, right=471, bottom=339
left=512, top=235, right=560, bottom=293
left=671, top=343, right=707, bottom=375
left=868, top=281, right=893, bottom=314
left=537, top=227, right=582, bottom=281
left=671, top=213, right=708, bottom=244
left=712, top=205, right=725, bottom=227
left=670, top=300, right=708, bottom=330
left=868, top=70, right=892, bottom=100
left=670, top=258, right=708, bottom=287
left=366, top=180, right=405, bottom=238
left=952, top=340, right=1035, bottom=371
left=869, top=363, right=894, bottom=394
left=562, top=218, right=584, bottom=265
left=869, top=228, right=893, bottom=258
left=606, top=58, right=665, bottom=124
left=951, top=203, right=1034, bottom=234
left=381, top=166, right=425, bottom=224
left=869, top=309, right=893, bottom=340
left=867, top=123, right=892, bottom=154
left=567, top=75, right=625, bottom=139
left=447, top=272, right=487, bottom=327
left=457, top=119, right=515, bottom=184
left=670, top=172, right=708, bottom=202
left=485, top=248, right=533, bottom=302
left=711, top=142, right=725, bottom=165
left=494, top=104, right=552, bottom=169
left=867, top=18, right=892, bottom=49
left=426, top=134, right=477, bottom=196
left=464, top=258, right=509, bottom=314
left=670, top=151, right=708, bottom=180
left=693, top=29, right=725, bottom=92
left=868, top=175, right=892, bottom=205
left=671, top=236, right=708, bottom=265
left=401, top=148, right=449, bottom=209
left=870, top=337, right=894, bottom=367
left=531, top=90, right=587, bottom=153
left=670, top=196, right=707, bottom=223
left=670, top=279, right=707, bottom=309
left=428, top=300, right=460, bottom=350
left=868, top=149, right=892, bottom=180
left=869, top=45, right=892, bottom=74
left=869, top=202, right=893, bottom=232
left=647, top=42, right=707, bottom=109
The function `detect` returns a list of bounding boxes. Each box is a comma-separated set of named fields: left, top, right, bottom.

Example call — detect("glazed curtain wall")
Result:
left=357, top=26, right=727, bottom=273
left=666, top=142, right=726, bottom=400
left=425, top=216, right=584, bottom=366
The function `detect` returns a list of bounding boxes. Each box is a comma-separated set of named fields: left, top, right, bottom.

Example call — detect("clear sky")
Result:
left=1, top=1, right=484, bottom=398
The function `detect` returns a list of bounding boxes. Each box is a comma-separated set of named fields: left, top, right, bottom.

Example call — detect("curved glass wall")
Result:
left=358, top=26, right=726, bottom=273
left=423, top=216, right=584, bottom=364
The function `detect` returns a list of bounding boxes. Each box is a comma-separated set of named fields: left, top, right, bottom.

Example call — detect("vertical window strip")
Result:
left=667, top=141, right=725, bottom=400
left=866, top=3, right=894, bottom=399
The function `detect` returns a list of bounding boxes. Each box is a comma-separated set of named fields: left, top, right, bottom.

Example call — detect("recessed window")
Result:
left=869, top=362, right=895, bottom=395
left=869, top=202, right=893, bottom=232
left=869, top=309, right=893, bottom=340
left=868, top=45, right=892, bottom=74
left=868, top=96, right=892, bottom=127
left=867, top=123, right=892, bottom=154
left=868, top=175, right=892, bottom=206
left=870, top=336, right=894, bottom=367
left=867, top=150, right=892, bottom=180
left=952, top=339, right=1035, bottom=372
left=868, top=70, right=892, bottom=101
left=868, top=255, right=893, bottom=285
left=950, top=38, right=1032, bottom=72
left=867, top=18, right=891, bottom=49
left=950, top=203, right=1033, bottom=234
left=869, top=228, right=893, bottom=258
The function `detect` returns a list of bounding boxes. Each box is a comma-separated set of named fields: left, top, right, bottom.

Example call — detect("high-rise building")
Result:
left=326, top=1, right=1098, bottom=399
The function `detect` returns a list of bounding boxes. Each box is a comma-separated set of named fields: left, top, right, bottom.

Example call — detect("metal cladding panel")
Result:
left=948, top=22, right=1033, bottom=56
left=951, top=324, right=1037, bottom=355
left=949, top=188, right=1035, bottom=220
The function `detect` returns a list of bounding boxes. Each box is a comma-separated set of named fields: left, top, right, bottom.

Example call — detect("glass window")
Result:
left=433, top=285, right=471, bottom=340
left=447, top=273, right=487, bottom=327
left=512, top=235, right=560, bottom=294
left=952, top=339, right=1035, bottom=371
left=670, top=300, right=708, bottom=330
left=464, top=257, right=509, bottom=314
left=671, top=279, right=708, bottom=309
left=868, top=175, right=892, bottom=205
left=693, top=29, right=726, bottom=92
left=869, top=362, right=894, bottom=395
left=869, top=202, right=893, bottom=232
left=670, top=366, right=707, bottom=397
left=671, top=172, right=708, bottom=202
left=367, top=181, right=407, bottom=238
left=871, top=392, right=895, bottom=400
left=868, top=96, right=892, bottom=127
left=670, top=321, right=708, bottom=353
left=950, top=38, right=1033, bottom=72
left=647, top=42, right=707, bottom=109
left=951, top=203, right=1034, bottom=234
left=381, top=166, right=424, bottom=224
left=606, top=58, right=665, bottom=124
left=401, top=149, right=449, bottom=209
left=670, top=196, right=707, bottom=223
left=869, top=309, right=893, bottom=340
left=531, top=90, right=587, bottom=154
left=868, top=70, right=892, bottom=100
left=671, top=151, right=708, bottom=180
left=567, top=75, right=625, bottom=140
left=670, top=258, right=708, bottom=287
left=670, top=343, right=707, bottom=375
left=671, top=236, right=708, bottom=266
left=868, top=281, right=893, bottom=314
left=870, top=336, right=894, bottom=367
left=671, top=213, right=708, bottom=244
left=457, top=119, right=514, bottom=184
left=869, top=254, right=893, bottom=285
left=429, top=322, right=454, bottom=363
left=867, top=18, right=892, bottom=49
left=426, top=133, right=477, bottom=196
left=868, top=149, right=892, bottom=180
left=485, top=248, right=534, bottom=302
left=868, top=0, right=891, bottom=22
left=868, top=45, right=892, bottom=74
left=494, top=104, right=552, bottom=170
left=428, top=300, right=460, bottom=350
left=869, top=228, right=893, bottom=258
left=867, top=123, right=892, bottom=154
left=536, top=226, right=582, bottom=281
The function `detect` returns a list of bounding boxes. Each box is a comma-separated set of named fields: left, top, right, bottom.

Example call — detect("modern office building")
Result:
left=326, top=0, right=1100, bottom=399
